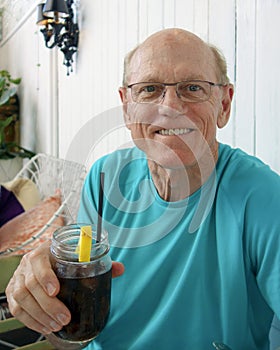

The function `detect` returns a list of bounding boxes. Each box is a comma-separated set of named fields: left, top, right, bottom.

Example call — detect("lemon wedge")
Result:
left=76, top=225, right=92, bottom=262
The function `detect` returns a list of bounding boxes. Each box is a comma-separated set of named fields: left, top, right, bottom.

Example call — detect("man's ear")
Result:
left=118, top=87, right=132, bottom=130
left=217, top=84, right=234, bottom=129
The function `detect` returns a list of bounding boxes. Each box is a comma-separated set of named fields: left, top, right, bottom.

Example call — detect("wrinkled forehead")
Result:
left=128, top=34, right=217, bottom=83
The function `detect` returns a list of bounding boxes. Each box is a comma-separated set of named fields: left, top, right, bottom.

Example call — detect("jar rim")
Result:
left=51, top=223, right=109, bottom=262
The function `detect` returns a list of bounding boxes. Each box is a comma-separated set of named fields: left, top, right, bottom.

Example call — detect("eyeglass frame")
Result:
left=125, top=80, right=227, bottom=104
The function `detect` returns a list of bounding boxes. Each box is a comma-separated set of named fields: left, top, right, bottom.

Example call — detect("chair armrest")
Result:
left=0, top=316, right=24, bottom=333
left=16, top=339, right=55, bottom=349
left=0, top=318, right=55, bottom=349
left=0, top=255, right=22, bottom=292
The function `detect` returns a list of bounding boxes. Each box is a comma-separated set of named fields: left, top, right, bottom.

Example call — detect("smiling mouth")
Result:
left=157, top=128, right=194, bottom=136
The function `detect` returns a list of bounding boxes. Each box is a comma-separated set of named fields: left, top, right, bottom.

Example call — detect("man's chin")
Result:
left=134, top=138, right=216, bottom=170
left=146, top=151, right=198, bottom=170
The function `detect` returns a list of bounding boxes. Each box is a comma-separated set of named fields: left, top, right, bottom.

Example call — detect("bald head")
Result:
left=122, top=28, right=229, bottom=86
left=143, top=28, right=200, bottom=43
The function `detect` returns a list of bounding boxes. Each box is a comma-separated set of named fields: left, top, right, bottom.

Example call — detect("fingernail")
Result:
left=46, top=283, right=56, bottom=296
left=50, top=320, right=61, bottom=331
left=57, top=313, right=69, bottom=325
left=42, top=327, right=52, bottom=334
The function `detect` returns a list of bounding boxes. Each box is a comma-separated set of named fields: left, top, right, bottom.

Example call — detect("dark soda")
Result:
left=55, top=268, right=112, bottom=342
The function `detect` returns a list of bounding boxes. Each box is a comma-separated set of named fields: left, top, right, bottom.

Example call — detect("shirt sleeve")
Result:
left=245, top=167, right=280, bottom=318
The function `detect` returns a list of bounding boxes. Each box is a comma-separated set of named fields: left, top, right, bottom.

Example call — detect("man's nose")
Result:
left=159, top=86, right=187, bottom=115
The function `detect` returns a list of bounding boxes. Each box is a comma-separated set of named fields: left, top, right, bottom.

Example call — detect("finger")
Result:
left=8, top=270, right=71, bottom=334
left=25, top=242, right=60, bottom=297
left=7, top=291, right=54, bottom=334
left=6, top=245, right=71, bottom=332
left=24, top=270, right=71, bottom=326
left=7, top=274, right=56, bottom=334
left=112, top=261, right=125, bottom=278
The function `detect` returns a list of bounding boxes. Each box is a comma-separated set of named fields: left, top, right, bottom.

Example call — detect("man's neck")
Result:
left=148, top=142, right=219, bottom=202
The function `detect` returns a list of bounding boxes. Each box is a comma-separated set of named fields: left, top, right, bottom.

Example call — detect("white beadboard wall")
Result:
left=0, top=0, right=279, bottom=172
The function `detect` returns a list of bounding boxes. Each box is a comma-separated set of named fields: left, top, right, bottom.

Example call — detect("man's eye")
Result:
left=143, top=85, right=157, bottom=93
left=179, top=83, right=202, bottom=93
left=188, top=84, right=201, bottom=92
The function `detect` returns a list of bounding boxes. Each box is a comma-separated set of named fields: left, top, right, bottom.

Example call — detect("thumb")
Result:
left=112, top=261, right=125, bottom=278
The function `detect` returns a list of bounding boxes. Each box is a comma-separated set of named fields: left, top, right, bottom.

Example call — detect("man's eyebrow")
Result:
left=128, top=73, right=211, bottom=86
left=130, top=74, right=208, bottom=83
left=180, top=75, right=206, bottom=81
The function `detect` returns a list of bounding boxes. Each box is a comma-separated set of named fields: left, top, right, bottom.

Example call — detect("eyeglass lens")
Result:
left=130, top=81, right=212, bottom=103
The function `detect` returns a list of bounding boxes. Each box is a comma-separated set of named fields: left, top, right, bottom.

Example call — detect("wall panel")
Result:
left=193, top=0, right=209, bottom=39
left=174, top=0, right=194, bottom=30
left=0, top=0, right=279, bottom=172
left=235, top=0, right=256, bottom=155
left=255, top=0, right=280, bottom=171
left=0, top=4, right=54, bottom=154
left=208, top=0, right=236, bottom=147
left=163, top=0, right=176, bottom=28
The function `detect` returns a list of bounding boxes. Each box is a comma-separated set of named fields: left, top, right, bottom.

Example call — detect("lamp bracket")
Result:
left=37, top=0, right=79, bottom=75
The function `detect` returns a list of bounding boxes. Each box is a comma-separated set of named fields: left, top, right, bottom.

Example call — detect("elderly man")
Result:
left=6, top=28, right=280, bottom=350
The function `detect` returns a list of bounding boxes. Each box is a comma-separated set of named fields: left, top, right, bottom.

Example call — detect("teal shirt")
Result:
left=78, top=143, right=280, bottom=350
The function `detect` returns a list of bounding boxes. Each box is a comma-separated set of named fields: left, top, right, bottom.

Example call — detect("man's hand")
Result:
left=6, top=241, right=124, bottom=334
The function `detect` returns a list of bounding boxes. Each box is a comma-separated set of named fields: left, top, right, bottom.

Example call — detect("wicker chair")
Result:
left=0, top=153, right=87, bottom=349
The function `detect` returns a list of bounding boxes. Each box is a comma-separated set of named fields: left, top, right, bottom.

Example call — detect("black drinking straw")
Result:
left=96, top=172, right=105, bottom=243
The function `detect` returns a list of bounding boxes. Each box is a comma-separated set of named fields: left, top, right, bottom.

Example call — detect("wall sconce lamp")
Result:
left=36, top=0, right=79, bottom=75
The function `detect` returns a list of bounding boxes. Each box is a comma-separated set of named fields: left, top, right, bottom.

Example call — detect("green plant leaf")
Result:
left=0, top=142, right=35, bottom=159
left=0, top=116, right=13, bottom=128
left=0, top=90, right=11, bottom=105
left=0, top=87, right=17, bottom=105
left=0, top=71, right=21, bottom=106
left=0, top=70, right=10, bottom=78
left=9, top=78, right=21, bottom=85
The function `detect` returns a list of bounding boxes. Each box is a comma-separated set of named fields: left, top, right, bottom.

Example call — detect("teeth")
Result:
left=158, top=128, right=192, bottom=135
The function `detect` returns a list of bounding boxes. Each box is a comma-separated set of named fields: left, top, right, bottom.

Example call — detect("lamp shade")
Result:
left=43, top=0, right=69, bottom=18
left=36, top=3, right=52, bottom=25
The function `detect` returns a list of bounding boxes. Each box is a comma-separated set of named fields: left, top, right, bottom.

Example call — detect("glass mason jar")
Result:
left=50, top=224, right=112, bottom=347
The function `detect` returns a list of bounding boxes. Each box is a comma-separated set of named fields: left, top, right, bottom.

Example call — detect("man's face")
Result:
left=119, top=31, right=233, bottom=169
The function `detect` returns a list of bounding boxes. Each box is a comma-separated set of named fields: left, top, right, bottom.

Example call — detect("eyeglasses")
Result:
left=126, top=80, right=226, bottom=104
